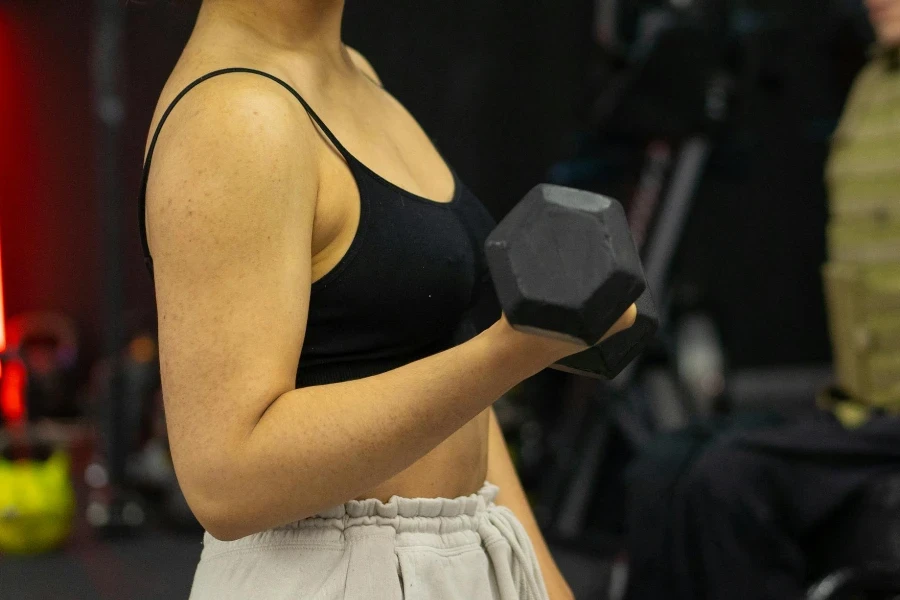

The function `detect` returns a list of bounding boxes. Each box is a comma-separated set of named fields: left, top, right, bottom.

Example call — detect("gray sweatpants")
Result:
left=188, top=482, right=550, bottom=600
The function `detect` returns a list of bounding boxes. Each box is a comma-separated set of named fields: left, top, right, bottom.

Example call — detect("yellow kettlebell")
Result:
left=0, top=446, right=76, bottom=555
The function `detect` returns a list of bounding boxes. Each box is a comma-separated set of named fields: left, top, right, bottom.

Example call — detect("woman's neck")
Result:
left=196, top=0, right=347, bottom=62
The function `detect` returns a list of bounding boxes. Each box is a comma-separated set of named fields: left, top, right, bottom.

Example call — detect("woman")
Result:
left=138, top=1, right=637, bottom=598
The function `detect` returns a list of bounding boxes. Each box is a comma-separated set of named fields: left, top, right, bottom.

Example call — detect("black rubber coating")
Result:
left=485, top=184, right=658, bottom=379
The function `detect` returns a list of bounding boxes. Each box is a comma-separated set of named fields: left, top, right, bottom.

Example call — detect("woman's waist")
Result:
left=197, top=414, right=496, bottom=559
left=355, top=409, right=491, bottom=503
left=198, top=479, right=502, bottom=561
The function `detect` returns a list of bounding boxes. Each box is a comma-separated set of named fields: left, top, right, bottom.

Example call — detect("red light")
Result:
left=1, top=359, right=26, bottom=424
left=0, top=8, right=20, bottom=356
left=0, top=9, right=36, bottom=359
left=0, top=223, right=6, bottom=355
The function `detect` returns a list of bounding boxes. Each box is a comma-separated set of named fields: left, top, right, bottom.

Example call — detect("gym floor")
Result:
left=0, top=527, right=200, bottom=600
left=0, top=516, right=615, bottom=600
left=0, top=530, right=614, bottom=600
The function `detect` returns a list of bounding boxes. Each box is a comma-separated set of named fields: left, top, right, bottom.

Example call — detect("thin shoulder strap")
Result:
left=138, top=67, right=352, bottom=278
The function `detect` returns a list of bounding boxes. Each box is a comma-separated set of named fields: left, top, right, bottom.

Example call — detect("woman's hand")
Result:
left=489, top=303, right=638, bottom=368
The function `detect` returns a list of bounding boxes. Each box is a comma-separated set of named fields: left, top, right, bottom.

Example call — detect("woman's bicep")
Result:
left=145, top=81, right=319, bottom=509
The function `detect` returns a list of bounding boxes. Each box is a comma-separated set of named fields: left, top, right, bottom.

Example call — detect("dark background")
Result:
left=0, top=0, right=870, bottom=400
left=0, top=1, right=877, bottom=597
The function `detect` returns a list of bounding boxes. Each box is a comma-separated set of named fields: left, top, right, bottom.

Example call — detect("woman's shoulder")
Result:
left=145, top=57, right=319, bottom=156
left=157, top=54, right=292, bottom=111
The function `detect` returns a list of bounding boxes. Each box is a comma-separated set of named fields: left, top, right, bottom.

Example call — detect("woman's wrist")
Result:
left=478, top=319, right=571, bottom=379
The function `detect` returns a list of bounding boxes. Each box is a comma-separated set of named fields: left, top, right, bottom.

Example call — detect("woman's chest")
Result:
left=309, top=182, right=497, bottom=343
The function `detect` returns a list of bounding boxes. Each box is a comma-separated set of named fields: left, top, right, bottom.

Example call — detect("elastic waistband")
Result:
left=294, top=481, right=499, bottom=524
left=200, top=482, right=501, bottom=557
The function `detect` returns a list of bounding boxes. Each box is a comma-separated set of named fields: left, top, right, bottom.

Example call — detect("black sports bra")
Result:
left=138, top=68, right=500, bottom=387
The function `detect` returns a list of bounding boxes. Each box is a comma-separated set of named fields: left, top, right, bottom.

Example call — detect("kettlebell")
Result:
left=0, top=442, right=76, bottom=554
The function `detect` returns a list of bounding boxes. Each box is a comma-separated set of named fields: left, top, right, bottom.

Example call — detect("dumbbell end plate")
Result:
left=552, top=288, right=659, bottom=379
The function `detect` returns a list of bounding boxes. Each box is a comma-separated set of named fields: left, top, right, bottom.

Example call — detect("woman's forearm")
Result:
left=201, top=322, right=560, bottom=540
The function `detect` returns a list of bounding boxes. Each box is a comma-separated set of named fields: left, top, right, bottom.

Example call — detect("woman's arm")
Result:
left=487, top=408, right=575, bottom=600
left=147, top=73, right=635, bottom=542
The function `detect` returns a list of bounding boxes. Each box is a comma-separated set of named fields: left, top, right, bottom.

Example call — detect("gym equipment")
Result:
left=90, top=333, right=160, bottom=459
left=4, top=311, right=81, bottom=422
left=805, top=473, right=900, bottom=599
left=486, top=184, right=659, bottom=379
left=807, top=566, right=900, bottom=600
left=129, top=387, right=202, bottom=532
left=674, top=311, right=727, bottom=416
left=0, top=438, right=76, bottom=555
left=532, top=136, right=712, bottom=548
left=1, top=358, right=28, bottom=426
left=554, top=289, right=658, bottom=380
left=84, top=330, right=161, bottom=534
left=90, top=0, right=140, bottom=537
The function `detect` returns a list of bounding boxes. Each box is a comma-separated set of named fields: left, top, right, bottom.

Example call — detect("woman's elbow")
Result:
left=190, top=497, right=314, bottom=542
left=181, top=480, right=315, bottom=542
left=180, top=483, right=241, bottom=540
left=175, top=449, right=323, bottom=540
left=203, top=521, right=246, bottom=543
left=178, top=466, right=257, bottom=541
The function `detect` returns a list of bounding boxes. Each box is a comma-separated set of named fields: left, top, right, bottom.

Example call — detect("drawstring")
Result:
left=482, top=505, right=550, bottom=600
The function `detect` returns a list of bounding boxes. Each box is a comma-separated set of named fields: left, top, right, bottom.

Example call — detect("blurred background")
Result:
left=0, top=0, right=892, bottom=598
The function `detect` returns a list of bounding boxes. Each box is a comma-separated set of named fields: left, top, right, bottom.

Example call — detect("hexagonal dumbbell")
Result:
left=484, top=184, right=658, bottom=379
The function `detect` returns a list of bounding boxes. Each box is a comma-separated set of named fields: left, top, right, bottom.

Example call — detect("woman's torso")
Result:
left=145, top=28, right=494, bottom=503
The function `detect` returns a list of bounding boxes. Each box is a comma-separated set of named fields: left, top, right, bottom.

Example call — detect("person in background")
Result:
left=624, top=1, right=900, bottom=598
